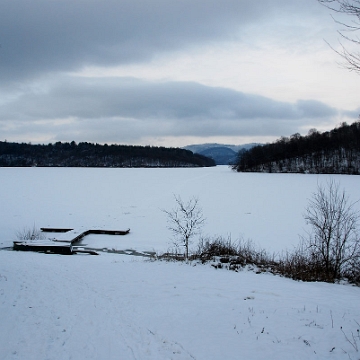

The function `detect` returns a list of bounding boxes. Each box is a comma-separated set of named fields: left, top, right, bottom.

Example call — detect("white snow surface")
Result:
left=1, top=166, right=360, bottom=359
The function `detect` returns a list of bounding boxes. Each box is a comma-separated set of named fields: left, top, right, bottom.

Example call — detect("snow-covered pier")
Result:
left=13, top=228, right=130, bottom=255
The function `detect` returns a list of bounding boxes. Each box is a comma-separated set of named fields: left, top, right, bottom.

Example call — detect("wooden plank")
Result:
left=40, top=227, right=74, bottom=233
left=51, top=228, right=130, bottom=244
left=13, top=241, right=73, bottom=255
left=84, top=229, right=130, bottom=236
left=52, top=230, right=80, bottom=243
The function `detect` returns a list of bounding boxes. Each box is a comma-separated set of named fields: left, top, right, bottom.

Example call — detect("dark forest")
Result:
left=0, top=141, right=215, bottom=168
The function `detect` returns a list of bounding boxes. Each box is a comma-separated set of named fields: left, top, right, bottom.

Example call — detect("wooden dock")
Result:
left=13, top=240, right=74, bottom=255
left=13, top=228, right=130, bottom=255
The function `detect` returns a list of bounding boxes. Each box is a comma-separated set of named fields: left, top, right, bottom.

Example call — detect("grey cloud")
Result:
left=0, top=0, right=321, bottom=83
left=342, top=109, right=360, bottom=119
left=295, top=100, right=338, bottom=118
left=1, top=76, right=338, bottom=122
left=0, top=76, right=340, bottom=142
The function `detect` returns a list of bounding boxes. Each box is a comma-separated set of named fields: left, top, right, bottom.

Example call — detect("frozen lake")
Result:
left=1, top=166, right=360, bottom=253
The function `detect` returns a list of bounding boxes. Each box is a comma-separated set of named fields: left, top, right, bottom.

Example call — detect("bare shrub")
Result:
left=195, top=235, right=238, bottom=261
left=194, top=236, right=277, bottom=272
left=302, top=180, right=360, bottom=281
left=237, top=239, right=276, bottom=268
left=16, top=225, right=45, bottom=241
left=278, top=241, right=335, bottom=282
left=344, top=257, right=360, bottom=285
left=158, top=246, right=186, bottom=261
left=163, top=195, right=205, bottom=260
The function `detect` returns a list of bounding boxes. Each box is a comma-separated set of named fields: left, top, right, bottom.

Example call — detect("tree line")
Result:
left=0, top=141, right=215, bottom=168
left=232, top=121, right=360, bottom=174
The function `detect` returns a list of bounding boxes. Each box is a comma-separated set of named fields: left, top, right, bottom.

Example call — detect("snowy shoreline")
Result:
left=1, top=167, right=360, bottom=359
left=1, top=250, right=359, bottom=360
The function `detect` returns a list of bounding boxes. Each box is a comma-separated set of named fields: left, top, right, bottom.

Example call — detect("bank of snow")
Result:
left=0, top=251, right=359, bottom=360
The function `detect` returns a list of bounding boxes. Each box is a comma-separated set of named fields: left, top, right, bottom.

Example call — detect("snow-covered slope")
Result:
left=1, top=251, right=359, bottom=360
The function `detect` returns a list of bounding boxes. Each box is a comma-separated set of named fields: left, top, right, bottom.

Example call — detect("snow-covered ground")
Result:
left=1, top=166, right=360, bottom=359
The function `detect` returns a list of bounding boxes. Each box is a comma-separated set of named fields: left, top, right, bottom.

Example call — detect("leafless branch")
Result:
left=163, top=195, right=205, bottom=260
left=304, top=179, right=360, bottom=280
left=318, top=0, right=360, bottom=73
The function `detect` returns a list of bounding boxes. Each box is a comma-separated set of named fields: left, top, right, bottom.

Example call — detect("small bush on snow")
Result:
left=16, top=225, right=45, bottom=241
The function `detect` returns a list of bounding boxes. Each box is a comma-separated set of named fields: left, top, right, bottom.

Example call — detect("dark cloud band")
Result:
left=0, top=76, right=341, bottom=142
left=0, top=0, right=320, bottom=83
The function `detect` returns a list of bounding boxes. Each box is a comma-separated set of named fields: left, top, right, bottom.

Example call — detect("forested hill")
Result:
left=232, top=121, right=360, bottom=175
left=0, top=141, right=215, bottom=168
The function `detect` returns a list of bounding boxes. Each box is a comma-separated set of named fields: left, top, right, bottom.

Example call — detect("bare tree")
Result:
left=304, top=179, right=360, bottom=280
left=318, top=0, right=360, bottom=73
left=163, top=195, right=205, bottom=260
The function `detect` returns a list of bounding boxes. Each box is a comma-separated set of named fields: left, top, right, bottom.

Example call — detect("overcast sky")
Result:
left=1, top=0, right=360, bottom=147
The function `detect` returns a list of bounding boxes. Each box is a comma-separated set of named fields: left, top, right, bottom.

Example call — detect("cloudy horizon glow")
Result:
left=1, top=0, right=360, bottom=147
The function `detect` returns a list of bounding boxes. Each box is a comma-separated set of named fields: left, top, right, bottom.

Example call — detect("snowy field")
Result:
left=1, top=166, right=360, bottom=359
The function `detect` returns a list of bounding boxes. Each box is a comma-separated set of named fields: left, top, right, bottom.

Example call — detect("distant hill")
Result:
left=232, top=121, right=360, bottom=175
left=0, top=141, right=216, bottom=168
left=183, top=143, right=258, bottom=165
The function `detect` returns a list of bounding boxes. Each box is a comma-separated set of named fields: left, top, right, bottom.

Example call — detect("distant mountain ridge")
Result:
left=183, top=143, right=258, bottom=165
